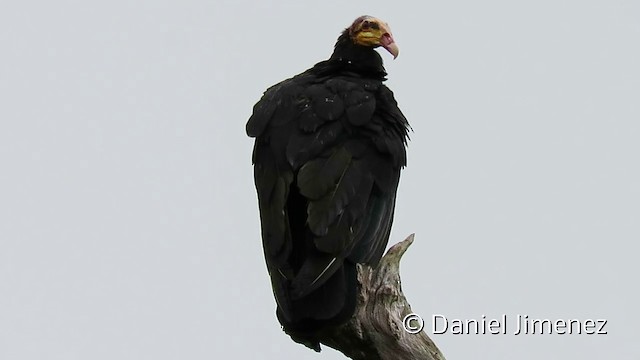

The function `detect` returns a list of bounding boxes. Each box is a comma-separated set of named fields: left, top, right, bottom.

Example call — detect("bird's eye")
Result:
left=361, top=20, right=379, bottom=31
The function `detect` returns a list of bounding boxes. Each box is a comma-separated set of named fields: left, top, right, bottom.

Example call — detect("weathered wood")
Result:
left=290, top=234, right=447, bottom=359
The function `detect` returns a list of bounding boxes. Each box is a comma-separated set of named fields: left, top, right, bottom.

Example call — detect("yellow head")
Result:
left=348, top=16, right=399, bottom=59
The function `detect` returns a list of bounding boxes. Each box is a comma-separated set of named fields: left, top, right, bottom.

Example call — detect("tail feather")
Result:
left=274, top=261, right=358, bottom=335
left=290, top=254, right=341, bottom=300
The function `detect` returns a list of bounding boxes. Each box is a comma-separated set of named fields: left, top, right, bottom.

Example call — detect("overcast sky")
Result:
left=1, top=1, right=638, bottom=359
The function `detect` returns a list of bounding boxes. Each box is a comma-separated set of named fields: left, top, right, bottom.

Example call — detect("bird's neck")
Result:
left=312, top=30, right=387, bottom=80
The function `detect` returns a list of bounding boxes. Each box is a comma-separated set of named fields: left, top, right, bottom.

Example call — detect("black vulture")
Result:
left=246, top=15, right=410, bottom=348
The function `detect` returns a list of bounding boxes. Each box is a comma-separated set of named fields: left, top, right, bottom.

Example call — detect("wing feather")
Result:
left=247, top=73, right=410, bottom=325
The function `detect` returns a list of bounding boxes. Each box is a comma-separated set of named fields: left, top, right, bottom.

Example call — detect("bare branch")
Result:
left=311, top=234, right=447, bottom=359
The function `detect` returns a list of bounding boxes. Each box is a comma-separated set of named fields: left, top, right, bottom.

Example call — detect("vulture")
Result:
left=246, top=15, right=410, bottom=349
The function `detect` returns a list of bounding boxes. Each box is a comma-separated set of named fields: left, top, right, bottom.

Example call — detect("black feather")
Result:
left=345, top=88, right=376, bottom=126
left=246, top=18, right=410, bottom=342
left=297, top=148, right=351, bottom=200
left=285, top=120, right=343, bottom=168
left=306, top=160, right=361, bottom=237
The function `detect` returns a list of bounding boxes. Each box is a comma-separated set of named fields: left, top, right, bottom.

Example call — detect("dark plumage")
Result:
left=246, top=16, right=410, bottom=349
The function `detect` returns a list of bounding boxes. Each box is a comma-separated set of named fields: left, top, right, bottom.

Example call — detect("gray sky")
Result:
left=1, top=1, right=638, bottom=359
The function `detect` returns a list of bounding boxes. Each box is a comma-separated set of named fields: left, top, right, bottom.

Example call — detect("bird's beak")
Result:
left=380, top=32, right=399, bottom=59
left=373, top=21, right=398, bottom=59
